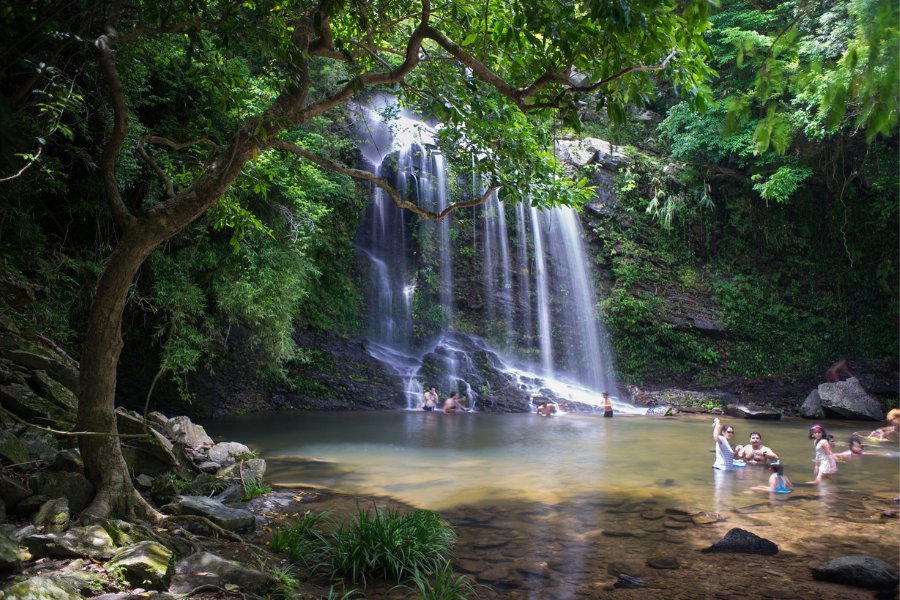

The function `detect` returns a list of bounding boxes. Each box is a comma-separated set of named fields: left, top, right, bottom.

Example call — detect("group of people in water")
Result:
left=418, top=387, right=470, bottom=414
left=712, top=407, right=899, bottom=493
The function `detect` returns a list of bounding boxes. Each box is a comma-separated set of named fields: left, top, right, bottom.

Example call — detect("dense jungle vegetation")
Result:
left=0, top=0, right=896, bottom=410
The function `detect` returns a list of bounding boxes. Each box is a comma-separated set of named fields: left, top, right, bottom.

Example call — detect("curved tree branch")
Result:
left=271, top=139, right=497, bottom=219
left=137, top=135, right=219, bottom=200
left=95, top=30, right=137, bottom=231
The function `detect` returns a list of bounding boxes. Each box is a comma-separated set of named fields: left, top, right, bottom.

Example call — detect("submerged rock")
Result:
left=812, top=555, right=899, bottom=590
left=702, top=528, right=778, bottom=555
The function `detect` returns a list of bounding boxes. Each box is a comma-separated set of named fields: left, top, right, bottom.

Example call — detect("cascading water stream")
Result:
left=353, top=97, right=630, bottom=412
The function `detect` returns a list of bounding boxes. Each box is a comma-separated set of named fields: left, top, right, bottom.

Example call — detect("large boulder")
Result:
left=22, top=524, right=117, bottom=560
left=0, top=532, right=20, bottom=573
left=28, top=471, right=94, bottom=514
left=812, top=555, right=899, bottom=590
left=170, top=552, right=271, bottom=595
left=0, top=569, right=106, bottom=600
left=116, top=408, right=194, bottom=478
left=799, top=389, right=824, bottom=419
left=208, top=442, right=251, bottom=466
left=817, top=378, right=884, bottom=420
left=164, top=416, right=214, bottom=450
left=104, top=540, right=173, bottom=591
left=34, top=497, right=69, bottom=534
left=217, top=458, right=266, bottom=483
left=0, top=428, right=28, bottom=465
left=0, top=382, right=74, bottom=429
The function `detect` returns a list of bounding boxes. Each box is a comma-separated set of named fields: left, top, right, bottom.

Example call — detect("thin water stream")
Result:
left=209, top=412, right=899, bottom=598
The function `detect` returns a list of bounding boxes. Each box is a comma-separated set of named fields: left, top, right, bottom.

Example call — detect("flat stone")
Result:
left=646, top=556, right=680, bottom=569
left=163, top=495, right=256, bottom=532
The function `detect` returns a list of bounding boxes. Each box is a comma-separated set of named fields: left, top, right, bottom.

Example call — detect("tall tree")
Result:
left=2, top=0, right=715, bottom=519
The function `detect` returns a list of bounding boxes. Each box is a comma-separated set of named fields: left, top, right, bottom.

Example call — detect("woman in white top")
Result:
left=712, top=417, right=736, bottom=471
left=809, top=424, right=837, bottom=483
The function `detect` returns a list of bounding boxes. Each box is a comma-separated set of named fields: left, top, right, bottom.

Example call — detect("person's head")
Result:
left=770, top=463, right=784, bottom=475
left=826, top=433, right=836, bottom=448
left=748, top=432, right=762, bottom=446
left=602, top=391, right=610, bottom=398
left=430, top=387, right=436, bottom=393
left=886, top=408, right=900, bottom=425
left=451, top=392, right=460, bottom=399
left=809, top=424, right=826, bottom=440
left=722, top=424, right=735, bottom=439
left=849, top=435, right=864, bottom=454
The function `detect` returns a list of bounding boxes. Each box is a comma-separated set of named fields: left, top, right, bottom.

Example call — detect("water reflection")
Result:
left=209, top=411, right=899, bottom=598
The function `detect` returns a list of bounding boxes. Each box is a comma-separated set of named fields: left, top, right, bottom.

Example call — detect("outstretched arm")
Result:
left=713, top=418, right=723, bottom=443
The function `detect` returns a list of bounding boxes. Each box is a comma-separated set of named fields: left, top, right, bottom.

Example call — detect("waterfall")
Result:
left=530, top=206, right=554, bottom=379
left=353, top=98, right=625, bottom=411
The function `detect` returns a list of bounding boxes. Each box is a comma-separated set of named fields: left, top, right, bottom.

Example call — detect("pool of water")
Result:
left=208, top=411, right=898, bottom=510
left=207, top=411, right=900, bottom=598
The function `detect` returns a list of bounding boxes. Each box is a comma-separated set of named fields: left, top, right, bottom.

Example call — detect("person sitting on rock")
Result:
left=737, top=432, right=779, bottom=465
left=824, top=358, right=854, bottom=383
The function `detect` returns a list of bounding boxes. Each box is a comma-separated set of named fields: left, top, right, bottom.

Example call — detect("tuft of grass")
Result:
left=269, top=511, right=333, bottom=576
left=401, top=563, right=481, bottom=600
left=330, top=505, right=456, bottom=586
left=269, top=505, right=457, bottom=588
left=243, top=478, right=272, bottom=500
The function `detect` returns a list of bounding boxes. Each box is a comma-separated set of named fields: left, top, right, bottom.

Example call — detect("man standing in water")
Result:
left=602, top=392, right=613, bottom=417
left=737, top=432, right=779, bottom=465
left=420, top=387, right=439, bottom=411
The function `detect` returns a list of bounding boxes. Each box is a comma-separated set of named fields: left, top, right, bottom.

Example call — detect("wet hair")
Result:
left=848, top=435, right=863, bottom=452
left=770, top=464, right=784, bottom=475
left=749, top=431, right=761, bottom=439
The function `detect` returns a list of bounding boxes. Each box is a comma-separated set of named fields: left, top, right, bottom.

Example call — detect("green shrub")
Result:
left=269, top=506, right=457, bottom=588
left=330, top=506, right=456, bottom=586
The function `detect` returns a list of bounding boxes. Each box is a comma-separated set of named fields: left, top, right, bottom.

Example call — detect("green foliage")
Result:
left=751, top=165, right=813, bottom=204
left=242, top=478, right=272, bottom=500
left=270, top=506, right=457, bottom=589
left=330, top=506, right=456, bottom=586
left=400, top=563, right=481, bottom=600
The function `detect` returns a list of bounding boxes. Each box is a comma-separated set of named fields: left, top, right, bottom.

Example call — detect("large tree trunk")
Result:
left=77, top=228, right=163, bottom=520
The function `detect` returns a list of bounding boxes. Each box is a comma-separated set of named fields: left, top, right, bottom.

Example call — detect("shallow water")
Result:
left=208, top=411, right=900, bottom=598
left=208, top=411, right=898, bottom=510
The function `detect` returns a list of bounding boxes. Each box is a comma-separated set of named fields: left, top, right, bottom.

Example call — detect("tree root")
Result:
left=166, top=514, right=245, bottom=543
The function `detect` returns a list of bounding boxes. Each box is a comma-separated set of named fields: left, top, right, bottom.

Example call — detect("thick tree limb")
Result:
left=271, top=140, right=497, bottom=219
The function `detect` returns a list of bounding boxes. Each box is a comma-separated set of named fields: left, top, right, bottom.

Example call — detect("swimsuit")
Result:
left=770, top=474, right=792, bottom=493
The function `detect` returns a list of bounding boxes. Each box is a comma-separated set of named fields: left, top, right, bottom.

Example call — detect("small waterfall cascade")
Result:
left=353, top=98, right=631, bottom=412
